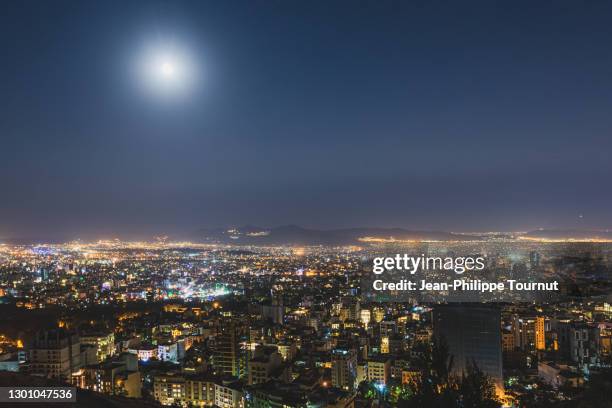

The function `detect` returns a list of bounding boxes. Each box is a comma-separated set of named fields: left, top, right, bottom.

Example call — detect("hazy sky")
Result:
left=1, top=0, right=612, bottom=239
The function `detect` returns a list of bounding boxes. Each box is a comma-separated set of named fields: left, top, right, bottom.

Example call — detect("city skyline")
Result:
left=1, top=237, right=610, bottom=406
left=1, top=2, right=611, bottom=403
left=2, top=1, right=612, bottom=238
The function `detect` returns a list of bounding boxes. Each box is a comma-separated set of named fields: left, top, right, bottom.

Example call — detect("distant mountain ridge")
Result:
left=196, top=225, right=480, bottom=245
left=194, top=226, right=612, bottom=245
left=520, top=229, right=612, bottom=240
left=3, top=227, right=611, bottom=245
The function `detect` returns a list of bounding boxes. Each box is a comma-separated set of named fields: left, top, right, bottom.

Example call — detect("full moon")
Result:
left=132, top=40, right=199, bottom=100
left=160, top=62, right=175, bottom=78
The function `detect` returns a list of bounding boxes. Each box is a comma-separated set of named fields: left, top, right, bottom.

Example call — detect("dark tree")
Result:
left=459, top=361, right=501, bottom=408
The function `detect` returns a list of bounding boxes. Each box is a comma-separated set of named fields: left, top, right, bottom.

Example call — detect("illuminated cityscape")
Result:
left=2, top=1, right=612, bottom=407
left=0, top=237, right=610, bottom=407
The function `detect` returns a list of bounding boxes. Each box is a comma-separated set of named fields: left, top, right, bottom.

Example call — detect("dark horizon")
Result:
left=3, top=224, right=612, bottom=245
left=2, top=1, right=612, bottom=239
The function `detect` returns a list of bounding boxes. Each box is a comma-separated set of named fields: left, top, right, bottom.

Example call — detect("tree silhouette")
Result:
left=401, top=338, right=500, bottom=408
left=459, top=360, right=500, bottom=408
left=574, top=365, right=612, bottom=408
left=404, top=338, right=458, bottom=407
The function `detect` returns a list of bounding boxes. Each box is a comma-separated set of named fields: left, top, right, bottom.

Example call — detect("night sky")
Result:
left=1, top=1, right=612, bottom=239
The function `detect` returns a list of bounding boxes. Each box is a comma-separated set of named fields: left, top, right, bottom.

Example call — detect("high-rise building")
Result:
left=248, top=345, right=283, bottom=385
left=502, top=329, right=515, bottom=352
left=551, top=318, right=572, bottom=359
left=380, top=336, right=390, bottom=354
left=360, top=309, right=371, bottom=327
left=512, top=315, right=546, bottom=351
left=154, top=374, right=186, bottom=406
left=570, top=323, right=596, bottom=367
left=79, top=330, right=115, bottom=363
left=367, top=356, right=390, bottom=386
left=28, top=328, right=82, bottom=379
left=75, top=353, right=141, bottom=398
left=214, top=320, right=246, bottom=378
left=215, top=379, right=244, bottom=408
left=331, top=348, right=357, bottom=391
left=433, top=305, right=503, bottom=393
left=536, top=316, right=546, bottom=351
left=381, top=334, right=403, bottom=355
left=158, top=339, right=186, bottom=363
left=261, top=295, right=284, bottom=325
left=153, top=373, right=216, bottom=406
left=341, top=296, right=360, bottom=321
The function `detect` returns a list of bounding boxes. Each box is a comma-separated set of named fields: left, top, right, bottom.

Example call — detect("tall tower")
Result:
left=213, top=320, right=246, bottom=378
left=433, top=305, right=503, bottom=394
left=28, top=328, right=82, bottom=379
left=331, top=349, right=357, bottom=391
left=535, top=316, right=546, bottom=351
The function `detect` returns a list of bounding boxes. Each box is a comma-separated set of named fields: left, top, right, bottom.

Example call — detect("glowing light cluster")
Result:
left=132, top=40, right=199, bottom=100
